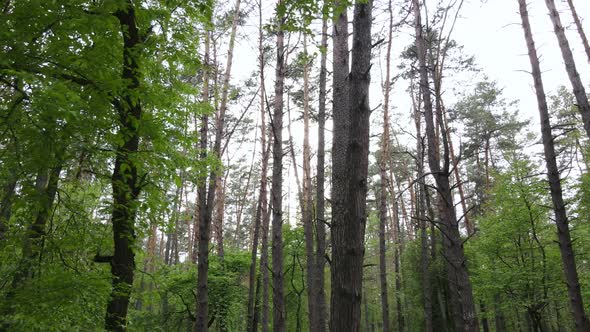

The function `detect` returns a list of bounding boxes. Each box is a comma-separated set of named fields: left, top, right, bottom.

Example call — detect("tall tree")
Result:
left=565, top=0, right=590, bottom=64
left=104, top=3, right=144, bottom=329
left=314, top=5, right=329, bottom=332
left=271, top=2, right=287, bottom=330
left=330, top=1, right=372, bottom=331
left=518, top=0, right=590, bottom=330
left=543, top=0, right=590, bottom=141
left=378, top=1, right=393, bottom=330
left=412, top=0, right=479, bottom=330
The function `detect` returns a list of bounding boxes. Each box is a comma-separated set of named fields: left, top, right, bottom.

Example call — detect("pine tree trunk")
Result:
left=314, top=7, right=329, bottom=332
left=271, top=7, right=286, bottom=330
left=330, top=2, right=372, bottom=331
left=105, top=3, right=143, bottom=329
left=566, top=0, right=590, bottom=64
left=246, top=21, right=269, bottom=327
left=544, top=0, right=590, bottom=140
left=518, top=1, right=590, bottom=330
left=413, top=0, right=479, bottom=330
left=414, top=87, right=433, bottom=332
left=378, top=3, right=393, bottom=330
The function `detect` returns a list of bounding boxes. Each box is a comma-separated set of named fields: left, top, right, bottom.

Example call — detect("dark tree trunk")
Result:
left=412, top=0, right=479, bottom=330
left=518, top=1, right=590, bottom=330
left=104, top=3, right=143, bottom=330
left=271, top=6, right=286, bottom=331
left=544, top=0, right=590, bottom=140
left=565, top=0, right=590, bottom=64
left=0, top=177, right=16, bottom=241
left=247, top=18, right=269, bottom=327
left=260, top=194, right=271, bottom=332
left=330, top=2, right=372, bottom=331
left=314, top=7, right=329, bottom=331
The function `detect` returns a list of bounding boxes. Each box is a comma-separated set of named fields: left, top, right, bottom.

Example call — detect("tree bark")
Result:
left=378, top=2, right=393, bottom=330
left=0, top=177, right=16, bottom=241
left=565, top=0, right=590, bottom=64
left=271, top=5, right=286, bottom=331
left=194, top=0, right=241, bottom=329
left=314, top=7, right=329, bottom=332
left=413, top=0, right=479, bottom=330
left=104, top=3, right=143, bottom=329
left=246, top=15, right=269, bottom=327
left=518, top=1, right=590, bottom=330
left=544, top=0, right=590, bottom=141
left=330, top=2, right=372, bottom=331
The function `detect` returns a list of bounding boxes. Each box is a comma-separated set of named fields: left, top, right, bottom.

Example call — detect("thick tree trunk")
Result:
left=271, top=7, right=286, bottom=331
left=544, top=0, right=590, bottom=140
left=413, top=0, right=479, bottom=330
left=518, top=1, right=590, bottom=330
left=565, top=0, right=590, bottom=64
left=330, top=2, right=372, bottom=331
left=104, top=3, right=143, bottom=329
left=314, top=7, right=329, bottom=332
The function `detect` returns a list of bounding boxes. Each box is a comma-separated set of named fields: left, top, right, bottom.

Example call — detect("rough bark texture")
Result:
left=104, top=3, right=143, bottom=329
left=518, top=1, right=590, bottom=330
left=271, top=8, right=286, bottom=331
left=565, top=0, right=590, bottom=64
left=330, top=2, right=372, bottom=331
left=413, top=0, right=479, bottom=330
left=544, top=0, right=590, bottom=140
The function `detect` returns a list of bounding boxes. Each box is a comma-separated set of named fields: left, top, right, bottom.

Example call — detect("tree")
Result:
left=517, top=0, right=590, bottom=329
left=330, top=1, right=373, bottom=331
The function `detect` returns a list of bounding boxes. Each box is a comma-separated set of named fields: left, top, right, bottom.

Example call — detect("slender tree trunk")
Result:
left=413, top=0, right=479, bottom=330
left=105, top=3, right=143, bottom=329
left=0, top=177, right=16, bottom=241
left=314, top=6, right=329, bottom=332
left=378, top=2, right=393, bottom=330
left=301, top=34, right=320, bottom=332
left=247, top=21, right=268, bottom=327
left=194, top=0, right=241, bottom=329
left=565, top=0, right=590, bottom=64
left=260, top=193, right=271, bottom=332
left=544, top=0, right=590, bottom=140
left=518, top=1, right=590, bottom=330
left=330, top=2, right=372, bottom=331
left=271, top=6, right=286, bottom=331
left=213, top=177, right=225, bottom=258
left=414, top=89, right=433, bottom=332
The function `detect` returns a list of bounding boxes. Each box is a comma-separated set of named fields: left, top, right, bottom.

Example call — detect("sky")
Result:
left=222, top=0, right=590, bottom=226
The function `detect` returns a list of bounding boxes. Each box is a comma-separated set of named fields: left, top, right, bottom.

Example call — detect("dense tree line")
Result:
left=1, top=0, right=590, bottom=331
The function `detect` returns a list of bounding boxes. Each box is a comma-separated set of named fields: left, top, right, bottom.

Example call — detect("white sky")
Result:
left=222, top=0, right=590, bottom=226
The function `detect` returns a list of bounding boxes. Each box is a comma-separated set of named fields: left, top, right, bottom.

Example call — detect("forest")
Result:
left=2, top=0, right=590, bottom=331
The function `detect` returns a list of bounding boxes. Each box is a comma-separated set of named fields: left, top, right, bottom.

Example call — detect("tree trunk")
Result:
left=260, top=192, right=271, bottom=332
left=0, top=177, right=16, bottom=241
left=544, top=0, right=590, bottom=140
left=194, top=0, right=241, bottom=329
left=378, top=2, right=393, bottom=330
left=518, top=1, right=590, bottom=330
left=247, top=17, right=269, bottom=327
left=330, top=2, right=372, bottom=331
left=271, top=6, right=286, bottom=331
left=105, top=3, right=143, bottom=329
left=413, top=0, right=479, bottom=330
left=566, top=0, right=590, bottom=64
left=314, top=7, right=329, bottom=332
left=414, top=87, right=433, bottom=332
left=301, top=34, right=320, bottom=332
